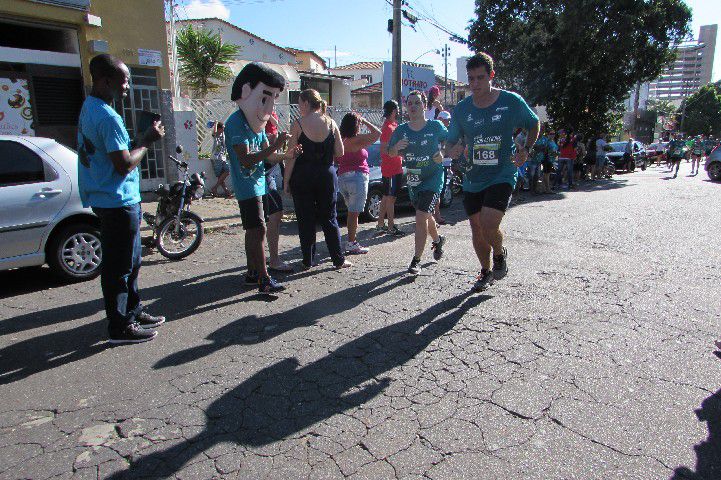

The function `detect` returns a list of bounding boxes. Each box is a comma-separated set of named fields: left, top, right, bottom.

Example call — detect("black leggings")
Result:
left=290, top=164, right=345, bottom=267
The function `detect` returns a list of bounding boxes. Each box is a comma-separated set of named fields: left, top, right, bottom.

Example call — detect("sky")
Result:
left=178, top=0, right=720, bottom=82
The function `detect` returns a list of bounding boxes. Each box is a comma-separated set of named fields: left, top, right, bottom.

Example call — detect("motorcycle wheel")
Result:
left=156, top=215, right=204, bottom=260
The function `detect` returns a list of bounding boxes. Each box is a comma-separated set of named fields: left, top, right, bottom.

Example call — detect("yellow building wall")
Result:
left=0, top=0, right=170, bottom=90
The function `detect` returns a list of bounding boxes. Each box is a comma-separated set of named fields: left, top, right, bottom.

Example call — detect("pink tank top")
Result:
left=336, top=148, right=369, bottom=176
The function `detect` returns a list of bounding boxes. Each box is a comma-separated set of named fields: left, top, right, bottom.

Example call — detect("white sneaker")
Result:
left=346, top=241, right=369, bottom=255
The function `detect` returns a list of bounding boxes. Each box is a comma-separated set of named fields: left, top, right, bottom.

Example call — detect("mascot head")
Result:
left=231, top=62, right=285, bottom=134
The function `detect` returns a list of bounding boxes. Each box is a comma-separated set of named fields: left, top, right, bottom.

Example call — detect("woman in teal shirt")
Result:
left=388, top=90, right=448, bottom=275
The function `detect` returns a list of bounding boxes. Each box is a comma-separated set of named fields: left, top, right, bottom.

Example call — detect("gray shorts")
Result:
left=409, top=188, right=440, bottom=214
left=338, top=171, right=369, bottom=213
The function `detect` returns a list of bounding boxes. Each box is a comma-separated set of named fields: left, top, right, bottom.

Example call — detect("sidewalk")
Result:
left=140, top=196, right=241, bottom=233
left=140, top=194, right=295, bottom=233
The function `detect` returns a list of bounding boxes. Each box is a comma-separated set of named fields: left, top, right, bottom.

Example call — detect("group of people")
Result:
left=77, top=51, right=543, bottom=344
left=666, top=133, right=718, bottom=178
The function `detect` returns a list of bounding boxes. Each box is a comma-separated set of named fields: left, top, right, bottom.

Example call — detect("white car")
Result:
left=0, top=135, right=102, bottom=281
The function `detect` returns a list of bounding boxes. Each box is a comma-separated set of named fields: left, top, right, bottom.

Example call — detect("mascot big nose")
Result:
left=230, top=62, right=286, bottom=134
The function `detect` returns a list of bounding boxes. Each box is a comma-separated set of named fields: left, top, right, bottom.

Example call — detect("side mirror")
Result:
left=176, top=145, right=183, bottom=154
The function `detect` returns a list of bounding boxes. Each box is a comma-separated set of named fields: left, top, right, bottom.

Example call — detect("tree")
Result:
left=681, top=84, right=721, bottom=136
left=176, top=24, right=240, bottom=98
left=647, top=98, right=678, bottom=118
left=468, top=0, right=691, bottom=136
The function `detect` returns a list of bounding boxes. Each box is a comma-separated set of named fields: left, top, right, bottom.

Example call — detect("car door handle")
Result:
left=37, top=188, right=63, bottom=198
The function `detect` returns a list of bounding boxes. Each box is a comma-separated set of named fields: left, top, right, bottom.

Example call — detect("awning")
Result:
left=228, top=60, right=301, bottom=91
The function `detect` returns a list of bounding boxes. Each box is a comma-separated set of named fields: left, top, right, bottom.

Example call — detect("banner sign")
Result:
left=382, top=61, right=435, bottom=104
left=0, top=77, right=35, bottom=136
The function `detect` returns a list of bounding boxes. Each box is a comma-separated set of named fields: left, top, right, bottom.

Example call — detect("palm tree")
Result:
left=176, top=24, right=240, bottom=98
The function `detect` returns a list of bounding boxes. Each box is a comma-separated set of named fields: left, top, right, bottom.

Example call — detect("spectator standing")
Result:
left=210, top=122, right=231, bottom=197
left=555, top=130, right=576, bottom=189
left=375, top=100, right=405, bottom=237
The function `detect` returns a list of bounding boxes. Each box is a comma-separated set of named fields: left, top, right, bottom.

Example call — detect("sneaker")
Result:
left=373, top=225, right=387, bottom=237
left=245, top=270, right=259, bottom=285
left=492, top=246, right=508, bottom=280
left=431, top=235, right=446, bottom=261
left=408, top=256, right=421, bottom=275
left=136, top=311, right=165, bottom=329
left=259, top=276, right=285, bottom=293
left=388, top=226, right=405, bottom=237
left=109, top=323, right=158, bottom=344
left=472, top=270, right=495, bottom=292
left=346, top=241, right=369, bottom=255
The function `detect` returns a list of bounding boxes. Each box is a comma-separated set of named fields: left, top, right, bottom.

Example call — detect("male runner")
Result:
left=447, top=52, right=540, bottom=292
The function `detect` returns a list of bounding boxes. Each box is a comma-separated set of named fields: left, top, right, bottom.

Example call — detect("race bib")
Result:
left=407, top=168, right=422, bottom=187
left=473, top=143, right=500, bottom=166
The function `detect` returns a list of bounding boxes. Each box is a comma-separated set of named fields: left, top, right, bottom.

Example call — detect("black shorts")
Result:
left=382, top=174, right=403, bottom=197
left=463, top=182, right=513, bottom=215
left=410, top=188, right=439, bottom=214
left=264, top=187, right=283, bottom=216
left=238, top=196, right=267, bottom=230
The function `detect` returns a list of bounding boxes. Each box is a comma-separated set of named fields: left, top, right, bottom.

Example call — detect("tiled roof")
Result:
left=174, top=18, right=292, bottom=55
left=333, top=61, right=432, bottom=70
left=351, top=82, right=383, bottom=95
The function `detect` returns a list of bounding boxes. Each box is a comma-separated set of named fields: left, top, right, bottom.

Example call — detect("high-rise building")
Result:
left=648, top=24, right=717, bottom=103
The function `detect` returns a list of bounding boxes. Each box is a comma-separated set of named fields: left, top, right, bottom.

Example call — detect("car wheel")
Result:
left=708, top=162, right=721, bottom=181
left=47, top=223, right=102, bottom=282
left=363, top=188, right=384, bottom=221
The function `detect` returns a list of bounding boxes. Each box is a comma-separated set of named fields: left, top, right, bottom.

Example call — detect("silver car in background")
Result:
left=0, top=135, right=102, bottom=281
left=705, top=145, right=721, bottom=181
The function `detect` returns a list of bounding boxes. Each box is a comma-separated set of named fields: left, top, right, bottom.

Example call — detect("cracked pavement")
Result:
left=1, top=161, right=720, bottom=479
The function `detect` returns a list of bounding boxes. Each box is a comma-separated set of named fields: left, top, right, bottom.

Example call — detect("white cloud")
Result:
left=183, top=0, right=230, bottom=20
left=317, top=50, right=353, bottom=58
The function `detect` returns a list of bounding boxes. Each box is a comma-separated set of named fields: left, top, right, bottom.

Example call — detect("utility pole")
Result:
left=442, top=44, right=450, bottom=105
left=392, top=0, right=402, bottom=116
left=167, top=0, right=179, bottom=97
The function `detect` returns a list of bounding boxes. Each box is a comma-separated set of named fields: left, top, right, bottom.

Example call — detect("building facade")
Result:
left=648, top=24, right=717, bottom=103
left=0, top=0, right=175, bottom=190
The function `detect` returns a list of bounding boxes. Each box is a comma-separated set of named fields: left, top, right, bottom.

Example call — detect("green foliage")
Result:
left=646, top=98, right=678, bottom=117
left=681, top=84, right=721, bottom=136
left=468, top=0, right=691, bottom=136
left=176, top=24, right=240, bottom=98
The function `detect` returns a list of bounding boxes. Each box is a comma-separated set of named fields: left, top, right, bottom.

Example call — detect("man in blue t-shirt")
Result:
left=226, top=63, right=301, bottom=293
left=77, top=54, right=165, bottom=344
left=447, top=52, right=540, bottom=292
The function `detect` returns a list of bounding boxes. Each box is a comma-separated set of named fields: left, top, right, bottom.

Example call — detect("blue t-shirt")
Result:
left=388, top=120, right=448, bottom=193
left=530, top=136, right=558, bottom=164
left=77, top=96, right=138, bottom=208
left=225, top=109, right=268, bottom=201
left=447, top=90, right=539, bottom=192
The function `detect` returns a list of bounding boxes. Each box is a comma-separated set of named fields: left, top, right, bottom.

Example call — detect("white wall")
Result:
left=329, top=67, right=382, bottom=87
left=182, top=19, right=295, bottom=65
left=456, top=57, right=469, bottom=84
left=333, top=80, right=351, bottom=108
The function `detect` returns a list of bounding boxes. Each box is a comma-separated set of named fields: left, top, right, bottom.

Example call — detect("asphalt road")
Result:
left=1, top=161, right=720, bottom=480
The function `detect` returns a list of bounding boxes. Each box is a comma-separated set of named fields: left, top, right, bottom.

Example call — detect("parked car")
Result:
left=0, top=135, right=102, bottom=281
left=646, top=142, right=667, bottom=164
left=606, top=141, right=647, bottom=172
left=336, top=141, right=453, bottom=221
left=704, top=144, right=721, bottom=181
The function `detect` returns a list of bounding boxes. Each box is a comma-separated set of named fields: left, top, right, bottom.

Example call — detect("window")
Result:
left=0, top=141, right=46, bottom=186
left=361, top=74, right=373, bottom=83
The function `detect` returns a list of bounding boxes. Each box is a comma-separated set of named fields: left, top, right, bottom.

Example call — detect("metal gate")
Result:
left=114, top=67, right=166, bottom=191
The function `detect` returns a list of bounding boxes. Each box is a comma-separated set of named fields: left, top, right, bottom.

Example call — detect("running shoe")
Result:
left=136, top=311, right=165, bottom=329
left=431, top=235, right=446, bottom=261
left=388, top=226, right=405, bottom=237
left=492, top=246, right=508, bottom=280
left=346, top=241, right=369, bottom=255
left=245, top=270, right=259, bottom=285
left=373, top=225, right=387, bottom=237
left=259, top=276, right=285, bottom=293
left=473, top=270, right=495, bottom=292
left=109, top=323, right=158, bottom=345
left=408, top=256, right=422, bottom=275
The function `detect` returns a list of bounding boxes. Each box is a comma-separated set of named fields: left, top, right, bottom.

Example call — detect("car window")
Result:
left=367, top=143, right=381, bottom=167
left=0, top=140, right=47, bottom=187
left=609, top=142, right=625, bottom=152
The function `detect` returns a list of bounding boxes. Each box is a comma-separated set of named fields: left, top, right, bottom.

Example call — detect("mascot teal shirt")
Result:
left=447, top=90, right=538, bottom=192
left=225, top=109, right=268, bottom=201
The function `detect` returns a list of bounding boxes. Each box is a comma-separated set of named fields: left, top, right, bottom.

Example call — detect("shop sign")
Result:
left=0, top=78, right=35, bottom=136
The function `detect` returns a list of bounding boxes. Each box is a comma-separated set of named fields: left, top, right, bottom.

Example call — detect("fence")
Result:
left=188, top=99, right=385, bottom=155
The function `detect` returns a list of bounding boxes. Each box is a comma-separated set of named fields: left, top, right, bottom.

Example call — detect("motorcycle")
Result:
left=143, top=146, right=206, bottom=259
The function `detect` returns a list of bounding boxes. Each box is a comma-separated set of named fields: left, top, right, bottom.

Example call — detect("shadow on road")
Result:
left=154, top=271, right=410, bottom=369
left=0, top=267, right=244, bottom=385
left=671, top=387, right=721, bottom=480
left=110, top=291, right=490, bottom=479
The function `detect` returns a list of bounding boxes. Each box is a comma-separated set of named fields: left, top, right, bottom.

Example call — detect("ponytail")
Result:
left=299, top=88, right=327, bottom=115
left=320, top=99, right=327, bottom=115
